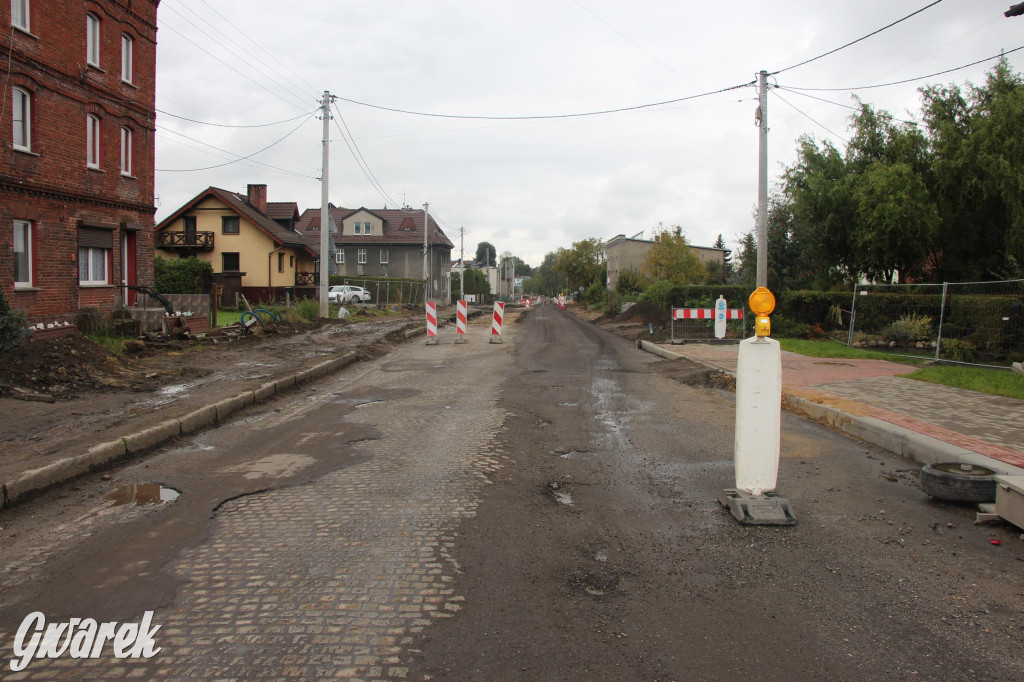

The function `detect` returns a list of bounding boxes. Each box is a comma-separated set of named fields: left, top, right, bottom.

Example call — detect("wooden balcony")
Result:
left=156, top=231, right=215, bottom=250
left=295, top=271, right=318, bottom=286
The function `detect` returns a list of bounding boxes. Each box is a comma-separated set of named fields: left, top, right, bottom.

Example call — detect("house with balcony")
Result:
left=2, top=0, right=159, bottom=326
left=296, top=206, right=454, bottom=303
left=154, top=184, right=318, bottom=304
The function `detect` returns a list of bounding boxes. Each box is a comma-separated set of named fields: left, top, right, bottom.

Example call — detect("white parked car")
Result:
left=328, top=285, right=372, bottom=304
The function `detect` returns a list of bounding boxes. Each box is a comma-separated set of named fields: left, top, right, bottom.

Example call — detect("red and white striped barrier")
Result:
left=455, top=300, right=468, bottom=344
left=425, top=301, right=438, bottom=344
left=490, top=301, right=504, bottom=344
left=673, top=308, right=743, bottom=320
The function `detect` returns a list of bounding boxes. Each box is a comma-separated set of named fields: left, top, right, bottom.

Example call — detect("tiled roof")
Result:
left=266, top=202, right=299, bottom=221
left=155, top=187, right=317, bottom=258
left=296, top=207, right=454, bottom=251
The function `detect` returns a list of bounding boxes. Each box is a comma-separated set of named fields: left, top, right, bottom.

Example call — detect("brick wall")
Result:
left=0, top=0, right=158, bottom=320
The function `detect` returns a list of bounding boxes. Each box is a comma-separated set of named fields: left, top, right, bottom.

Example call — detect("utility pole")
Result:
left=459, top=226, right=465, bottom=302
left=319, top=91, right=331, bottom=318
left=422, top=202, right=430, bottom=304
left=756, top=70, right=768, bottom=288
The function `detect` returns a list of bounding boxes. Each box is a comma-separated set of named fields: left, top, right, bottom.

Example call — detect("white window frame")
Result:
left=78, top=246, right=109, bottom=285
left=12, top=0, right=29, bottom=32
left=334, top=250, right=344, bottom=264
left=379, top=249, right=389, bottom=264
left=12, top=86, right=30, bottom=151
left=353, top=222, right=361, bottom=235
left=120, top=126, right=132, bottom=176
left=86, top=114, right=100, bottom=168
left=362, top=222, right=372, bottom=235
left=13, top=219, right=33, bottom=288
left=120, top=33, right=133, bottom=83
left=86, top=13, right=100, bottom=67
left=357, top=248, right=367, bottom=264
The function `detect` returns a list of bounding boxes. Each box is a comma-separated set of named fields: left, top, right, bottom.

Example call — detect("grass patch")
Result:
left=778, top=338, right=921, bottom=364
left=86, top=332, right=134, bottom=356
left=900, top=365, right=1024, bottom=400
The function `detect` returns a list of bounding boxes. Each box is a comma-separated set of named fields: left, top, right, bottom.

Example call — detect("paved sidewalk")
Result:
left=650, top=341, right=1024, bottom=475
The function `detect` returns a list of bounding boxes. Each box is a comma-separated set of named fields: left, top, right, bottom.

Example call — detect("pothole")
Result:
left=104, top=483, right=180, bottom=507
left=567, top=569, right=620, bottom=598
left=547, top=481, right=575, bottom=507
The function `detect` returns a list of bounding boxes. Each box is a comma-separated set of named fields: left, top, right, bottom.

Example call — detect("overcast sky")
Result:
left=153, top=0, right=1024, bottom=266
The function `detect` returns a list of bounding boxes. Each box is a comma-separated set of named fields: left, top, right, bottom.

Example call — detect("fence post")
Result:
left=934, top=281, right=949, bottom=362
left=846, top=284, right=859, bottom=348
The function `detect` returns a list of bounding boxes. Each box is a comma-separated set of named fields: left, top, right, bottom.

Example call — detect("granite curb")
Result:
left=1, top=323, right=429, bottom=509
left=640, top=340, right=1024, bottom=478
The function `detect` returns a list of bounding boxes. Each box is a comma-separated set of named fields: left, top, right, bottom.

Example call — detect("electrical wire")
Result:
left=770, top=89, right=848, bottom=143
left=331, top=101, right=399, bottom=208
left=773, top=86, right=920, bottom=126
left=165, top=0, right=320, bottom=104
left=770, top=0, right=945, bottom=75
left=333, top=80, right=756, bottom=121
left=159, top=20, right=309, bottom=113
left=154, top=130, right=313, bottom=179
left=779, top=43, right=1024, bottom=92
left=156, top=111, right=316, bottom=172
left=156, top=107, right=319, bottom=128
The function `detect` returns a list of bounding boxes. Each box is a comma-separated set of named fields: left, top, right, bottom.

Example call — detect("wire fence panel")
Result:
left=333, top=278, right=426, bottom=308
left=847, top=279, right=1024, bottom=368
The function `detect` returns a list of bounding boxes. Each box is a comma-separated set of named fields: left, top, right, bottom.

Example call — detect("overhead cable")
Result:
left=779, top=43, right=1024, bottom=92
left=156, top=112, right=316, bottom=172
left=156, top=107, right=318, bottom=128
left=333, top=80, right=756, bottom=121
left=770, top=89, right=849, bottom=143
left=770, top=0, right=945, bottom=75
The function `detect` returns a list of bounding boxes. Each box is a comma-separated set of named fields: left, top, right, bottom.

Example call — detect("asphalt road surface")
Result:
left=0, top=305, right=1021, bottom=680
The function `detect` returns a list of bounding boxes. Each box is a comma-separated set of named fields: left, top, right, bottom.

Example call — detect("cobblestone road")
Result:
left=5, top=321, right=513, bottom=681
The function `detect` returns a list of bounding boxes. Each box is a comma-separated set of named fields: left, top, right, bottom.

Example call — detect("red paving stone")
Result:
left=659, top=342, right=1024, bottom=469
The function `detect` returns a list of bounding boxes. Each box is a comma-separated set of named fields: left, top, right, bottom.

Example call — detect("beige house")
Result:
left=154, top=184, right=318, bottom=302
left=605, top=234, right=727, bottom=290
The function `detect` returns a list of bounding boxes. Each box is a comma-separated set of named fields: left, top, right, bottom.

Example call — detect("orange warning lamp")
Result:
left=749, top=287, right=775, bottom=337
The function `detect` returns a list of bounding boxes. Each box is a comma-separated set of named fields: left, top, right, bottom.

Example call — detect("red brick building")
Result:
left=1, top=0, right=159, bottom=324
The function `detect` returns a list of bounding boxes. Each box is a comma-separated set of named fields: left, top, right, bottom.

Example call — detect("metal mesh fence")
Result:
left=332, top=279, right=427, bottom=308
left=846, top=279, right=1024, bottom=368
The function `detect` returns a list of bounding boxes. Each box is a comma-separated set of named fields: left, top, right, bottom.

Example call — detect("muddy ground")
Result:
left=0, top=307, right=439, bottom=485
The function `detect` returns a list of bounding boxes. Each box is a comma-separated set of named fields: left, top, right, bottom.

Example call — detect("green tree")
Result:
left=554, top=238, right=605, bottom=291
left=526, top=252, right=562, bottom=295
left=644, top=227, right=706, bottom=284
left=475, top=242, right=497, bottom=267
left=615, top=268, right=649, bottom=295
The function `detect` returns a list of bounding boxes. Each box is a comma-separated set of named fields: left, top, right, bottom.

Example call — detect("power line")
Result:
left=333, top=80, right=756, bottom=121
left=331, top=101, right=399, bottom=208
left=156, top=107, right=318, bottom=128
left=779, top=44, right=1024, bottom=92
left=165, top=0, right=320, bottom=104
left=770, top=89, right=849, bottom=143
left=773, top=86, right=920, bottom=126
left=156, top=112, right=316, bottom=172
left=154, top=130, right=314, bottom=179
left=770, top=0, right=945, bottom=75
left=570, top=0, right=701, bottom=90
left=159, top=20, right=309, bottom=113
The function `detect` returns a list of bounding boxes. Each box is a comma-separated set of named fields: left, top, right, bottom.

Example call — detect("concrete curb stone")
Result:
left=0, top=344, right=375, bottom=508
left=639, top=341, right=1024, bottom=478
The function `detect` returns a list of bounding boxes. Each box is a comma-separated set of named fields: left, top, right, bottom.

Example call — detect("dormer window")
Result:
left=353, top=221, right=371, bottom=235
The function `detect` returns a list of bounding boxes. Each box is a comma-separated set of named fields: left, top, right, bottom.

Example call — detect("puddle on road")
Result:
left=158, top=384, right=190, bottom=396
left=104, top=483, right=180, bottom=507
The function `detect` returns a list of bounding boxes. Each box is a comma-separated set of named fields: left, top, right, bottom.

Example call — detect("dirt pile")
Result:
left=613, top=301, right=669, bottom=326
left=0, top=335, right=135, bottom=396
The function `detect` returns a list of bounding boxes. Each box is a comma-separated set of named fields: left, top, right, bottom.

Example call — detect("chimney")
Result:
left=247, top=184, right=268, bottom=214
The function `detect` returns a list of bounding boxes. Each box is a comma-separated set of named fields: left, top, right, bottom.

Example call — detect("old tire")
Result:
left=920, top=462, right=998, bottom=503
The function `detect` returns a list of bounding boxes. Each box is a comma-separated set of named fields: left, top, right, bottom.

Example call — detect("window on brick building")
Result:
left=78, top=226, right=112, bottom=285
left=121, top=34, right=133, bottom=83
left=221, top=216, right=239, bottom=234
left=12, top=87, right=30, bottom=151
left=357, top=249, right=367, bottom=264
left=87, top=114, right=100, bottom=168
left=120, top=127, right=132, bottom=176
left=222, top=252, right=240, bottom=272
left=12, top=0, right=29, bottom=32
left=86, top=13, right=100, bottom=67
left=78, top=248, right=109, bottom=285
left=13, top=219, right=33, bottom=288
